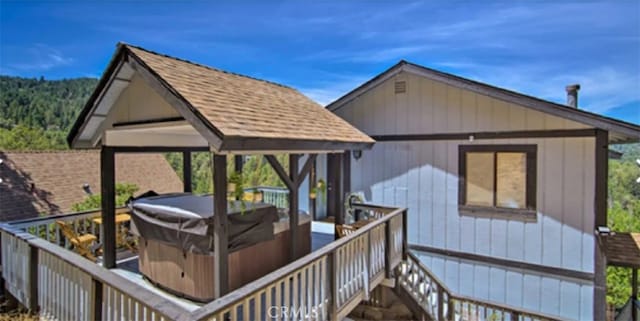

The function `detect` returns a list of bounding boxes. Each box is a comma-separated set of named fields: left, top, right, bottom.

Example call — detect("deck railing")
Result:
left=190, top=205, right=407, bottom=321
left=246, top=186, right=290, bottom=209
left=0, top=202, right=565, bottom=321
left=397, top=252, right=567, bottom=321
left=0, top=222, right=187, bottom=321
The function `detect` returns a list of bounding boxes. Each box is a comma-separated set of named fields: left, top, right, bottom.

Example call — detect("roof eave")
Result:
left=219, top=136, right=375, bottom=153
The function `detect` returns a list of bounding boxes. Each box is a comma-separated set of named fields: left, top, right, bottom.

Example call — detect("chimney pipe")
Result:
left=566, top=84, right=580, bottom=108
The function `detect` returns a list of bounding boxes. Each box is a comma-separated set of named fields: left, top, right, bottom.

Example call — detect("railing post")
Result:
left=437, top=286, right=444, bottom=321
left=385, top=221, right=393, bottom=278
left=27, top=244, right=38, bottom=312
left=329, top=252, right=338, bottom=321
left=447, top=295, right=455, bottom=321
left=90, top=278, right=103, bottom=320
left=402, top=209, right=408, bottom=260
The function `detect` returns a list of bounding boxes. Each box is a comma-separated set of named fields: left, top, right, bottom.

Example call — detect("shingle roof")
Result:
left=0, top=150, right=183, bottom=221
left=600, top=232, right=640, bottom=268
left=68, top=43, right=374, bottom=151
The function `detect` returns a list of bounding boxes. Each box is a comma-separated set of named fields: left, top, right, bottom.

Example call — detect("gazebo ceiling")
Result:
left=68, top=43, right=375, bottom=153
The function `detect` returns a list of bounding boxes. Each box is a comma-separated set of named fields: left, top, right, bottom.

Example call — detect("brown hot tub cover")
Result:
left=128, top=193, right=278, bottom=254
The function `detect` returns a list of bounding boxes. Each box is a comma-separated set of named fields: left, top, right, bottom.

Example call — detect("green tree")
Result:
left=71, top=183, right=139, bottom=212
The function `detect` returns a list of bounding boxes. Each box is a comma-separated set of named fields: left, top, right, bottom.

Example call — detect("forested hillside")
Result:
left=0, top=76, right=98, bottom=150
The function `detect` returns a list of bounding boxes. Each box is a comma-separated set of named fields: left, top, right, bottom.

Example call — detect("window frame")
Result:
left=458, top=144, right=537, bottom=218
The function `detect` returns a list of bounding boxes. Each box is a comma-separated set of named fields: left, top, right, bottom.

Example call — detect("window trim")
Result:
left=458, top=144, right=537, bottom=217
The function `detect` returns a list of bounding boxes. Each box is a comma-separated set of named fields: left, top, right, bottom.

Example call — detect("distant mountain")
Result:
left=0, top=75, right=98, bottom=131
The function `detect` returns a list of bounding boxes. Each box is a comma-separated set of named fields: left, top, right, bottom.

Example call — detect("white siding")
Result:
left=415, top=251, right=594, bottom=321
left=334, top=70, right=597, bottom=320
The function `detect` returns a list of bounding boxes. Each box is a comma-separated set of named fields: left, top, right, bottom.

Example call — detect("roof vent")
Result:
left=566, top=84, right=580, bottom=108
left=395, top=81, right=406, bottom=94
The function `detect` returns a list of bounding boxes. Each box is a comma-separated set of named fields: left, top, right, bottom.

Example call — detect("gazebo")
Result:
left=599, top=232, right=640, bottom=320
left=66, top=43, right=374, bottom=298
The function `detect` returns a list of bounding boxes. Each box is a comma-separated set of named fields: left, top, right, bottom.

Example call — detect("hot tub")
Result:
left=129, top=193, right=311, bottom=302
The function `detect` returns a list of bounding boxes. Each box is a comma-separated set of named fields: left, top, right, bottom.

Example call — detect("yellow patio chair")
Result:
left=56, top=221, right=98, bottom=261
left=336, top=224, right=357, bottom=238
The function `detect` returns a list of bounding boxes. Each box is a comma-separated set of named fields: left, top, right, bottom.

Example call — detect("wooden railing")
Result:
left=0, top=223, right=188, bottom=321
left=1, top=202, right=563, bottom=321
left=246, top=186, right=290, bottom=209
left=397, top=252, right=567, bottom=321
left=190, top=205, right=407, bottom=321
left=10, top=207, right=129, bottom=246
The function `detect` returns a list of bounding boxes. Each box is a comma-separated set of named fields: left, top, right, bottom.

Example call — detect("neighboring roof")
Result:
left=600, top=232, right=640, bottom=269
left=0, top=150, right=183, bottom=221
left=327, top=60, right=640, bottom=144
left=68, top=43, right=374, bottom=152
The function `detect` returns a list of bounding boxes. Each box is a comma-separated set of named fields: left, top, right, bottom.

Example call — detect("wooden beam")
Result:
left=296, top=154, right=317, bottom=187
left=289, top=154, right=300, bottom=261
left=409, top=244, right=594, bottom=281
left=110, top=146, right=210, bottom=153
left=265, top=155, right=295, bottom=191
left=212, top=154, right=229, bottom=298
left=372, top=128, right=597, bottom=142
left=220, top=137, right=374, bottom=153
left=100, top=146, right=116, bottom=269
left=594, top=129, right=609, bottom=321
left=183, top=151, right=192, bottom=193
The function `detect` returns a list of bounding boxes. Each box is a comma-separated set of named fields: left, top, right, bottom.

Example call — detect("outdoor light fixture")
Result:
left=83, top=183, right=93, bottom=195
left=596, top=226, right=612, bottom=236
left=353, top=150, right=362, bottom=160
left=469, top=135, right=475, bottom=142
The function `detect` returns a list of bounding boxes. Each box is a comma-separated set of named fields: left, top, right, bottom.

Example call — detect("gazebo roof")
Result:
left=68, top=43, right=374, bottom=153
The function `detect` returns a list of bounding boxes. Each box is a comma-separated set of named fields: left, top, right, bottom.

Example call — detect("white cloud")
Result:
left=10, top=44, right=73, bottom=71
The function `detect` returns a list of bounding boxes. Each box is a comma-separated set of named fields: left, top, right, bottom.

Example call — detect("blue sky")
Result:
left=1, top=1, right=638, bottom=124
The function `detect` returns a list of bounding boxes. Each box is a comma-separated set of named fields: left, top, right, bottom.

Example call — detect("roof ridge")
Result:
left=120, top=42, right=294, bottom=90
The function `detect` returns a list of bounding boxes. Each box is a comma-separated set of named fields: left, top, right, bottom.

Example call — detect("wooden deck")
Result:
left=0, top=203, right=565, bottom=321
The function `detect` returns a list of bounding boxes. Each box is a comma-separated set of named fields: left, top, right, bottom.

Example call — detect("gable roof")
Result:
left=68, top=43, right=374, bottom=152
left=327, top=60, right=640, bottom=144
left=0, top=150, right=182, bottom=221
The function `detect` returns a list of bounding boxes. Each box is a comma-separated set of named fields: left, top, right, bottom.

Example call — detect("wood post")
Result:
left=100, top=146, right=116, bottom=269
left=594, top=129, right=608, bottom=321
left=633, top=268, right=638, bottom=321
left=212, top=154, right=229, bottom=298
left=402, top=209, right=408, bottom=260
left=90, top=278, right=103, bottom=320
left=27, top=245, right=38, bottom=312
left=289, top=154, right=300, bottom=261
left=342, top=151, right=351, bottom=210
left=183, top=151, right=192, bottom=193
left=327, top=153, right=343, bottom=240
left=309, top=162, right=317, bottom=221
left=437, top=286, right=444, bottom=321
left=234, top=155, right=243, bottom=200
left=329, top=252, right=338, bottom=321
left=385, top=221, right=393, bottom=278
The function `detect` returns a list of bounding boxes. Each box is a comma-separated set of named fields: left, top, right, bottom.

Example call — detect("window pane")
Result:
left=466, top=152, right=494, bottom=207
left=496, top=152, right=527, bottom=209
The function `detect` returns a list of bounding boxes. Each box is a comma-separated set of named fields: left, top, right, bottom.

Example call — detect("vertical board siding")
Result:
left=337, top=71, right=597, bottom=321
left=416, top=251, right=594, bottom=320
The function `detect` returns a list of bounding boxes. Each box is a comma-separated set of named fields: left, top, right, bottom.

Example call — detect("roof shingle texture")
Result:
left=126, top=45, right=373, bottom=144
left=0, top=151, right=183, bottom=221
left=601, top=232, right=640, bottom=268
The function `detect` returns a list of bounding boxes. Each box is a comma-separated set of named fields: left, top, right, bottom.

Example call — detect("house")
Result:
left=0, top=150, right=183, bottom=221
left=324, top=60, right=640, bottom=320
